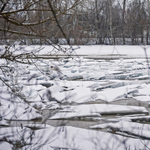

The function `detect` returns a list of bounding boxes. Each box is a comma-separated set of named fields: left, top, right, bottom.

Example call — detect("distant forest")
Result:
left=0, top=0, right=150, bottom=45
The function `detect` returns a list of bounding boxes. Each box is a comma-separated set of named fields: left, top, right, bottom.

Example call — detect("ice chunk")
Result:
left=0, top=142, right=13, bottom=150
left=50, top=126, right=150, bottom=150
left=0, top=127, right=32, bottom=144
left=91, top=121, right=150, bottom=139
left=23, top=123, right=52, bottom=129
left=0, top=101, right=41, bottom=120
left=50, top=104, right=148, bottom=119
left=138, top=84, right=150, bottom=95
left=96, top=84, right=139, bottom=102
left=134, top=96, right=150, bottom=102
left=0, top=118, right=9, bottom=127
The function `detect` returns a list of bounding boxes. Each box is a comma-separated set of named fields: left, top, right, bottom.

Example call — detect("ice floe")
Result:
left=23, top=123, right=52, bottom=129
left=50, top=104, right=148, bottom=119
left=32, top=126, right=150, bottom=150
left=90, top=121, right=150, bottom=139
left=0, top=142, right=13, bottom=150
left=0, top=127, right=32, bottom=145
left=0, top=100, right=41, bottom=120
left=13, top=125, right=150, bottom=150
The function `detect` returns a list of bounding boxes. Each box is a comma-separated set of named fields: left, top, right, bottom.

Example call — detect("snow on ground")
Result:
left=14, top=45, right=149, bottom=56
left=72, top=45, right=150, bottom=57
left=6, top=45, right=150, bottom=58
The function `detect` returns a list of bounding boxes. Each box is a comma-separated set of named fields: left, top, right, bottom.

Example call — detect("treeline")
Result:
left=0, top=0, right=150, bottom=45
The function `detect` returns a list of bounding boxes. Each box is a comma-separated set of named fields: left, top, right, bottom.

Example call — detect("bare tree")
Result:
left=122, top=0, right=126, bottom=45
left=0, top=0, right=81, bottom=45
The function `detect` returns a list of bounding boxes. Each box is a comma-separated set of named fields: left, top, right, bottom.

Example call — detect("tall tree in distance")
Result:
left=122, top=0, right=126, bottom=45
left=108, top=0, right=113, bottom=44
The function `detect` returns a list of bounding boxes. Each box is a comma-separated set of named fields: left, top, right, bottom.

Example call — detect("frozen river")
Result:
left=1, top=45, right=150, bottom=150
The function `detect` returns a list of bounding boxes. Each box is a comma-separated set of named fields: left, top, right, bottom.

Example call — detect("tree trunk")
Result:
left=95, top=0, right=101, bottom=44
left=109, top=0, right=113, bottom=45
left=122, top=0, right=126, bottom=45
left=146, top=27, right=149, bottom=45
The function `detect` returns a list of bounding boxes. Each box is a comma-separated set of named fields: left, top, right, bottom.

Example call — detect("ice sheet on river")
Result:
left=0, top=142, right=13, bottom=150
left=104, top=114, right=150, bottom=123
left=0, top=127, right=32, bottom=144
left=134, top=96, right=150, bottom=102
left=0, top=99, right=41, bottom=120
left=95, top=84, right=139, bottom=102
left=48, top=84, right=139, bottom=103
left=2, top=125, right=150, bottom=150
left=90, top=120, right=150, bottom=139
left=133, top=84, right=150, bottom=102
left=22, top=126, right=150, bottom=150
left=137, top=84, right=150, bottom=95
left=50, top=104, right=148, bottom=119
